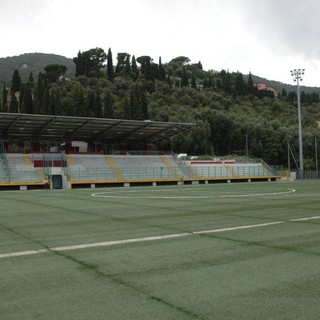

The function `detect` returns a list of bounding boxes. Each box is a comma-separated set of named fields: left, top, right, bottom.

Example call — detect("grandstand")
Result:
left=0, top=112, right=281, bottom=190
left=0, top=151, right=280, bottom=190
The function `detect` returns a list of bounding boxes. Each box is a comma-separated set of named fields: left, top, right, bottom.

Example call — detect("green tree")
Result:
left=141, top=90, right=149, bottom=119
left=86, top=89, right=96, bottom=117
left=19, top=84, right=26, bottom=113
left=235, top=72, right=246, bottom=95
left=43, top=87, right=50, bottom=114
left=208, top=71, right=214, bottom=89
left=68, top=82, right=86, bottom=116
left=95, top=88, right=102, bottom=118
left=191, top=72, right=197, bottom=89
left=44, top=64, right=67, bottom=83
left=73, top=48, right=107, bottom=77
left=23, top=85, right=33, bottom=114
left=11, top=69, right=21, bottom=93
left=136, top=56, right=152, bottom=78
left=131, top=55, right=139, bottom=80
left=28, top=72, right=34, bottom=89
left=74, top=50, right=85, bottom=77
left=1, top=84, right=8, bottom=112
left=107, top=48, right=114, bottom=81
left=49, top=86, right=61, bottom=115
left=130, top=86, right=142, bottom=120
left=104, top=90, right=114, bottom=118
left=34, top=72, right=47, bottom=114
left=181, top=66, right=189, bottom=87
left=247, top=72, right=254, bottom=95
left=9, top=92, right=19, bottom=113
left=116, top=53, right=131, bottom=75
left=158, top=57, right=166, bottom=81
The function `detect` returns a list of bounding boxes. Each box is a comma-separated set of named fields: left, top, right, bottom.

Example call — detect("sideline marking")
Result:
left=1, top=213, right=319, bottom=260
left=192, top=221, right=285, bottom=234
left=290, top=215, right=320, bottom=222
left=91, top=188, right=296, bottom=199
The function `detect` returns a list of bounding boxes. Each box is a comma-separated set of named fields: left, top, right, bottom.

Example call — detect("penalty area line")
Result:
left=1, top=214, right=319, bottom=260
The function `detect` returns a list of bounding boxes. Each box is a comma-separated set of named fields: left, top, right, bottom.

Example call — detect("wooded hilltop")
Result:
left=1, top=48, right=320, bottom=169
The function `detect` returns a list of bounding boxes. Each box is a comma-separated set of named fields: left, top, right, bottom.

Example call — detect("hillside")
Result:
left=250, top=74, right=320, bottom=95
left=0, top=53, right=75, bottom=85
left=1, top=50, right=320, bottom=169
left=1, top=52, right=320, bottom=95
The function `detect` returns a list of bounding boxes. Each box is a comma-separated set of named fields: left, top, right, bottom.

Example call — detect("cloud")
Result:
left=1, top=0, right=319, bottom=86
left=239, top=0, right=320, bottom=59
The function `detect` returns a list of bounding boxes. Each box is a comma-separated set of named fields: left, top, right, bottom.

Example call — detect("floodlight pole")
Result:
left=290, top=68, right=304, bottom=179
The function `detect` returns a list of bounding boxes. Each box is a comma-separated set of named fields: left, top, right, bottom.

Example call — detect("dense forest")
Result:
left=1, top=47, right=320, bottom=169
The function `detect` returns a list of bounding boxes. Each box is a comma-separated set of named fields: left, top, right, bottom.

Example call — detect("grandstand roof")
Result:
left=0, top=113, right=195, bottom=143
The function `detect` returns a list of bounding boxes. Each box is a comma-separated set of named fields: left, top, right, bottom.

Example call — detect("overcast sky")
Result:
left=1, top=0, right=320, bottom=87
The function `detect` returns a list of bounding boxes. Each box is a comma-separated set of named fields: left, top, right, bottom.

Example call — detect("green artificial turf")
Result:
left=0, top=181, right=320, bottom=319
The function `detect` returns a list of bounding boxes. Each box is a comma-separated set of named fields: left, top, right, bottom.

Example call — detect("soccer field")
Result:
left=1, top=181, right=320, bottom=319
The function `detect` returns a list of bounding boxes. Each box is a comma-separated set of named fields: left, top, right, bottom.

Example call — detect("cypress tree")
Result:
left=84, top=89, right=94, bottom=117
left=104, top=91, right=114, bottom=118
left=19, top=84, right=26, bottom=113
left=235, top=72, right=246, bottom=95
left=130, top=86, right=143, bottom=120
left=28, top=72, right=34, bottom=89
left=247, top=72, right=254, bottom=95
left=181, top=67, right=189, bottom=87
left=125, top=55, right=131, bottom=75
left=2, top=84, right=8, bottom=112
left=107, top=48, right=114, bottom=81
left=141, top=90, right=149, bottom=119
left=21, top=85, right=33, bottom=114
left=158, top=57, right=166, bottom=81
left=43, top=88, right=50, bottom=115
left=74, top=51, right=85, bottom=77
left=35, top=72, right=46, bottom=114
left=203, top=78, right=209, bottom=89
left=145, top=59, right=154, bottom=81
left=220, top=70, right=231, bottom=93
left=123, top=97, right=131, bottom=120
left=9, top=92, right=19, bottom=113
left=191, top=72, right=197, bottom=89
left=208, top=73, right=214, bottom=89
left=50, top=86, right=61, bottom=115
left=28, top=72, right=34, bottom=83
left=11, top=69, right=21, bottom=93
left=131, top=55, right=139, bottom=80
left=95, top=88, right=102, bottom=118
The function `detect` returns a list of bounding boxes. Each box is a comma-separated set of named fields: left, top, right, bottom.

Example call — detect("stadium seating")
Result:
left=4, top=154, right=42, bottom=182
left=66, top=154, right=116, bottom=181
left=0, top=152, right=279, bottom=188
left=0, top=159, right=8, bottom=182
left=106, top=155, right=182, bottom=180
left=186, top=161, right=275, bottom=178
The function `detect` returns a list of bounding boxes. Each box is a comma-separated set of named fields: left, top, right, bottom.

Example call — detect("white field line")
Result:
left=91, top=188, right=296, bottom=199
left=1, top=215, right=319, bottom=260
left=51, top=233, right=190, bottom=252
left=290, top=215, right=320, bottom=222
left=0, top=249, right=48, bottom=258
left=192, top=221, right=285, bottom=235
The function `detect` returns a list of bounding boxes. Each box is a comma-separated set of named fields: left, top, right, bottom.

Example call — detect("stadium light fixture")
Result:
left=290, top=68, right=305, bottom=178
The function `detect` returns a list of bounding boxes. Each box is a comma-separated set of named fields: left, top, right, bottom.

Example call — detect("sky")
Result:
left=1, top=0, right=320, bottom=87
